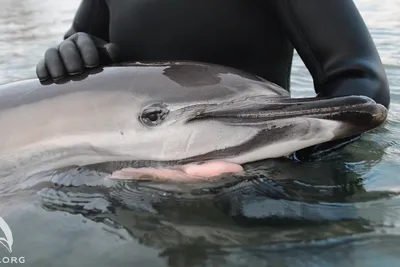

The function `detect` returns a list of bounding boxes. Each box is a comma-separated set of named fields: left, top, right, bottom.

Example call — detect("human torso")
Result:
left=105, top=0, right=294, bottom=89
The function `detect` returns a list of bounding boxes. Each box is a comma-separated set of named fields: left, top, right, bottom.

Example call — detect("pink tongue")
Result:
left=109, top=160, right=243, bottom=181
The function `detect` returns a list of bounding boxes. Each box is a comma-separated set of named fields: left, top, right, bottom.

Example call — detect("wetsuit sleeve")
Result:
left=270, top=0, right=390, bottom=108
left=63, top=0, right=110, bottom=41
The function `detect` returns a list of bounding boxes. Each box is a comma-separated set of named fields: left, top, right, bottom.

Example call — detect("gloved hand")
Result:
left=36, top=32, right=119, bottom=82
left=292, top=134, right=361, bottom=161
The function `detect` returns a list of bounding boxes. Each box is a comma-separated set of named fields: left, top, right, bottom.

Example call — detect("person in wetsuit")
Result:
left=35, top=0, right=391, bottom=157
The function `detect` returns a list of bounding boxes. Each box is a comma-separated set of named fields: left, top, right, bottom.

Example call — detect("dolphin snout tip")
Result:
left=371, top=103, right=388, bottom=126
left=342, top=95, right=388, bottom=129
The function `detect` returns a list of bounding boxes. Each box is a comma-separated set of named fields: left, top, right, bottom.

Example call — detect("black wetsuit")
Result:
left=38, top=0, right=390, bottom=108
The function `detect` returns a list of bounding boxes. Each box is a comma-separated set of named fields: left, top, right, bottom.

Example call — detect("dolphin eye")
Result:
left=140, top=103, right=169, bottom=126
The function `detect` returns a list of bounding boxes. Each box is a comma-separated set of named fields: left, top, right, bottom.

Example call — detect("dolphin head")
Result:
left=0, top=61, right=388, bottom=178
left=80, top=61, right=387, bottom=165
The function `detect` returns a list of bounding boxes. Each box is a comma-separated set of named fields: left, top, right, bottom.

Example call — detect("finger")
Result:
left=59, top=40, right=84, bottom=75
left=72, top=33, right=100, bottom=68
left=99, top=43, right=120, bottom=64
left=90, top=35, right=119, bottom=64
left=36, top=59, right=50, bottom=82
left=44, top=48, right=66, bottom=80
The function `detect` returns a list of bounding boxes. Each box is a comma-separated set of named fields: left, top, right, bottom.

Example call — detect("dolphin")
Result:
left=0, top=61, right=387, bottom=182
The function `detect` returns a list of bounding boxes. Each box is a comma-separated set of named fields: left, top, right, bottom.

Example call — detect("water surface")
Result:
left=0, top=0, right=400, bottom=266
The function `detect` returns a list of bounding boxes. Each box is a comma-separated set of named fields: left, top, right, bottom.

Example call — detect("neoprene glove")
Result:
left=36, top=32, right=119, bottom=82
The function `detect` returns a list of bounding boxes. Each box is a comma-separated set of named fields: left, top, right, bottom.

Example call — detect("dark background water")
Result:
left=0, top=0, right=400, bottom=266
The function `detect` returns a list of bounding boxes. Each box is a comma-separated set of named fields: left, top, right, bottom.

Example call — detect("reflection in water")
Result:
left=163, top=64, right=222, bottom=87
left=161, top=62, right=266, bottom=87
left=25, top=137, right=396, bottom=266
left=1, top=0, right=400, bottom=266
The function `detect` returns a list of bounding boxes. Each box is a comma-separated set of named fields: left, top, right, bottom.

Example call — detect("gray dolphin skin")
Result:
left=0, top=61, right=388, bottom=180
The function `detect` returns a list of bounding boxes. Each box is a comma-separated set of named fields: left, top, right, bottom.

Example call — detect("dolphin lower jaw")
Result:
left=81, top=117, right=343, bottom=178
left=0, top=119, right=335, bottom=178
left=178, top=118, right=341, bottom=164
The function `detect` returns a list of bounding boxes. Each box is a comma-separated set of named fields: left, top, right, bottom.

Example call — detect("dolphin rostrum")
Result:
left=0, top=61, right=387, bottom=181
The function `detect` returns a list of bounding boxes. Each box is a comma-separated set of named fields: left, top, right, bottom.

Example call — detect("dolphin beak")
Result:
left=189, top=95, right=388, bottom=137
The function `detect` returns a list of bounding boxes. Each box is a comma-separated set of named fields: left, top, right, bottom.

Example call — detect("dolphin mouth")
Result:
left=109, top=160, right=244, bottom=182
left=187, top=95, right=388, bottom=131
left=106, top=95, right=387, bottom=182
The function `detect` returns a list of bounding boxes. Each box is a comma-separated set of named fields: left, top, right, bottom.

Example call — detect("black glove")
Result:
left=36, top=32, right=119, bottom=82
left=292, top=135, right=361, bottom=161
